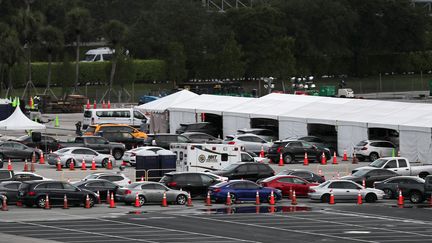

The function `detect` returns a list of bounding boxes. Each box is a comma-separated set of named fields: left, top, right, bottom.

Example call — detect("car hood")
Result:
left=352, top=166, right=375, bottom=173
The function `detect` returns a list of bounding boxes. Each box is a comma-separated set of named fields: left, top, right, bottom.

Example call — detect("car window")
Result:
left=288, top=142, right=302, bottom=147
left=63, top=183, right=76, bottom=190
left=328, top=182, right=345, bottom=189
left=343, top=182, right=361, bottom=189
left=398, top=159, right=407, bottom=168
left=47, top=183, right=63, bottom=189
left=200, top=174, right=214, bottom=184
left=86, top=181, right=104, bottom=187
left=257, top=164, right=271, bottom=172
left=12, top=143, right=26, bottom=149
left=236, top=165, right=248, bottom=173
left=245, top=181, right=259, bottom=189
left=384, top=160, right=397, bottom=168
left=102, top=181, right=117, bottom=188
left=231, top=182, right=248, bottom=189
left=141, top=184, right=155, bottom=190
left=366, top=170, right=379, bottom=176
left=84, top=149, right=98, bottom=156
left=174, top=174, right=187, bottom=183
left=153, top=184, right=166, bottom=190
left=301, top=142, right=313, bottom=148
left=134, top=111, right=145, bottom=120
left=241, top=153, right=254, bottom=162
left=383, top=142, right=395, bottom=148
left=292, top=178, right=306, bottom=184
left=379, top=170, right=396, bottom=176
left=177, top=135, right=190, bottom=143
left=388, top=178, right=403, bottom=184
left=249, top=137, right=264, bottom=143
left=248, top=164, right=259, bottom=173
left=370, top=142, right=379, bottom=147
left=4, top=183, right=20, bottom=189
left=72, top=149, right=87, bottom=155
left=35, top=183, right=48, bottom=189
left=238, top=136, right=252, bottom=142
left=278, top=177, right=294, bottom=183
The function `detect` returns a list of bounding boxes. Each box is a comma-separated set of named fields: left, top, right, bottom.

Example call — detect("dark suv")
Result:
left=18, top=180, right=98, bottom=208
left=212, top=162, right=275, bottom=181
left=267, top=140, right=330, bottom=164
left=160, top=172, right=224, bottom=197
left=176, top=122, right=220, bottom=138
left=0, top=170, right=14, bottom=182
left=144, top=134, right=191, bottom=149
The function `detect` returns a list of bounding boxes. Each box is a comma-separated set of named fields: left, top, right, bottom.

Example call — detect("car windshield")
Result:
left=356, top=141, right=368, bottom=146
left=318, top=181, right=331, bottom=188
left=221, top=164, right=239, bottom=171
left=369, top=158, right=387, bottom=168
left=84, top=54, right=96, bottom=61
left=56, top=148, right=70, bottom=154
left=352, top=170, right=369, bottom=177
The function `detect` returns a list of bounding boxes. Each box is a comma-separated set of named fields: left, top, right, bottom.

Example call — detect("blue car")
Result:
left=209, top=180, right=282, bottom=204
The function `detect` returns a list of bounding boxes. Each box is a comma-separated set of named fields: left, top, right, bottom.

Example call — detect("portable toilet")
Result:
left=156, top=150, right=176, bottom=179
left=135, top=150, right=158, bottom=181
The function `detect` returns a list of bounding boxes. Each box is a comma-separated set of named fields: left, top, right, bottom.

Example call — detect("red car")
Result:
left=260, top=175, right=319, bottom=197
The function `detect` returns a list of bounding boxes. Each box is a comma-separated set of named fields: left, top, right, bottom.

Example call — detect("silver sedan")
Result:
left=116, top=181, right=188, bottom=206
left=46, top=147, right=115, bottom=168
left=308, top=180, right=385, bottom=203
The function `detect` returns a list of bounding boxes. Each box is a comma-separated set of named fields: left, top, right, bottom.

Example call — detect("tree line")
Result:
left=0, top=0, right=430, bottom=96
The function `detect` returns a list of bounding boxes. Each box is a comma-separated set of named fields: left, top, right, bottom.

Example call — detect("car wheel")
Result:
left=365, top=193, right=377, bottom=203
left=37, top=196, right=46, bottom=208
left=101, top=158, right=109, bottom=168
left=383, top=189, right=394, bottom=199
left=409, top=191, right=424, bottom=204
left=86, top=195, right=96, bottom=208
left=176, top=195, right=187, bottom=205
left=113, top=149, right=123, bottom=160
left=139, top=195, right=146, bottom=206
left=369, top=152, right=379, bottom=162
left=229, top=193, right=236, bottom=204
left=283, top=154, right=294, bottom=164
left=321, top=194, right=330, bottom=203
left=65, top=159, right=74, bottom=168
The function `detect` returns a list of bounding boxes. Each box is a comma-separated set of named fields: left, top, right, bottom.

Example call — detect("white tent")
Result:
left=168, top=94, right=253, bottom=135
left=135, top=90, right=198, bottom=113
left=0, top=106, right=45, bottom=130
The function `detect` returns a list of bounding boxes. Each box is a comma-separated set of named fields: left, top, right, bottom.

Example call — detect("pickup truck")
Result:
left=374, top=176, right=431, bottom=203
left=352, top=157, right=432, bottom=178
left=59, top=136, right=125, bottom=160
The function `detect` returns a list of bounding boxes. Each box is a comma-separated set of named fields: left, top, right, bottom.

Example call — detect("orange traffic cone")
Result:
left=291, top=190, right=298, bottom=205
left=107, top=159, right=113, bottom=170
left=91, top=158, right=96, bottom=170
left=7, top=159, right=12, bottom=171
left=342, top=150, right=348, bottom=161
left=329, top=190, right=335, bottom=205
left=269, top=191, right=275, bottom=205
left=134, top=193, right=141, bottom=207
left=332, top=151, right=337, bottom=164
left=321, top=152, right=327, bottom=165
left=69, top=160, right=75, bottom=170
left=109, top=192, right=116, bottom=208
left=32, top=152, right=36, bottom=163
left=289, top=186, right=293, bottom=200
left=225, top=192, right=232, bottom=206
left=352, top=153, right=358, bottom=164
left=259, top=146, right=264, bottom=158
left=397, top=190, right=404, bottom=206
left=23, top=159, right=28, bottom=172
left=255, top=191, right=261, bottom=205
left=81, top=159, right=86, bottom=170
left=161, top=191, right=168, bottom=207
left=30, top=161, right=35, bottom=172
left=56, top=159, right=62, bottom=171
left=93, top=100, right=97, bottom=109
left=85, top=194, right=91, bottom=208
left=96, top=191, right=101, bottom=204
left=121, top=160, right=127, bottom=166
left=86, top=99, right=90, bottom=109
left=357, top=191, right=363, bottom=205
left=303, top=152, right=309, bottom=166
left=186, top=192, right=193, bottom=207
left=278, top=153, right=284, bottom=166
left=107, top=100, right=111, bottom=109
left=44, top=194, right=51, bottom=210
left=106, top=190, right=110, bottom=204
left=1, top=196, right=8, bottom=211
left=205, top=191, right=212, bottom=206
left=102, top=100, right=106, bottom=109
left=39, top=152, right=45, bottom=164
left=63, top=194, right=69, bottom=209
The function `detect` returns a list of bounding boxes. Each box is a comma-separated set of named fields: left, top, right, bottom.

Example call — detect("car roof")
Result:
left=60, top=147, right=95, bottom=151
left=363, top=140, right=395, bottom=143
left=22, top=180, right=63, bottom=184
left=181, top=132, right=212, bottom=136
left=73, top=179, right=112, bottom=185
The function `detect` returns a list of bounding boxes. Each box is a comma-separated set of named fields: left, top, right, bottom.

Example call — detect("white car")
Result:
left=354, top=140, right=396, bottom=162
left=123, top=146, right=166, bottom=166
left=308, top=180, right=385, bottom=203
left=224, top=134, right=272, bottom=154
left=82, top=172, right=131, bottom=187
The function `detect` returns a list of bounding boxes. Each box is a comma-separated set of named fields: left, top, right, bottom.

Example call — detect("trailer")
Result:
left=170, top=143, right=257, bottom=172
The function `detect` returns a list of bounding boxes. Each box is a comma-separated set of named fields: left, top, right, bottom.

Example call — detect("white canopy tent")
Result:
left=168, top=94, right=253, bottom=135
left=0, top=106, right=45, bottom=130
left=135, top=90, right=198, bottom=113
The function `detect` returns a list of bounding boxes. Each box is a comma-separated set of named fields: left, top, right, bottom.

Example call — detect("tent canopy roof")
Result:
left=136, top=90, right=199, bottom=113
left=0, top=106, right=45, bottom=130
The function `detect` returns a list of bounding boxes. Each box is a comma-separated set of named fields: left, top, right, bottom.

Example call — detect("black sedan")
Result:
left=276, top=169, right=326, bottom=183
left=374, top=176, right=425, bottom=201
left=0, top=181, right=22, bottom=204
left=0, top=141, right=41, bottom=161
left=341, top=168, right=398, bottom=187
left=14, top=135, right=61, bottom=153
left=73, top=179, right=120, bottom=203
left=18, top=180, right=98, bottom=208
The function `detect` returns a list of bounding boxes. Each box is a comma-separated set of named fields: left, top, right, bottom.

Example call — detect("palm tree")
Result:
left=66, top=7, right=91, bottom=94
left=102, top=20, right=128, bottom=101
left=40, top=25, right=63, bottom=99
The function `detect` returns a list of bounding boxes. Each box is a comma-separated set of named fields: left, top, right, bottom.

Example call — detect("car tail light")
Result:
left=361, top=147, right=367, bottom=150
left=212, top=188, right=221, bottom=193
left=28, top=191, right=36, bottom=196
left=309, top=189, right=316, bottom=193
left=128, top=181, right=131, bottom=184
left=277, top=147, right=282, bottom=153
left=168, top=182, right=177, bottom=187
left=124, top=190, right=132, bottom=195
left=228, top=141, right=235, bottom=145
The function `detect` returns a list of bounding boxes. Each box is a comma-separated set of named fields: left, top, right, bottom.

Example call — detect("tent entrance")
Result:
left=201, top=113, right=223, bottom=138
left=307, top=124, right=337, bottom=154
left=368, top=128, right=399, bottom=147
left=250, top=118, right=279, bottom=140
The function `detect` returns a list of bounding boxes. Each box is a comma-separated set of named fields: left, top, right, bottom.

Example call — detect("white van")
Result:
left=82, top=108, right=148, bottom=129
left=82, top=47, right=113, bottom=62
